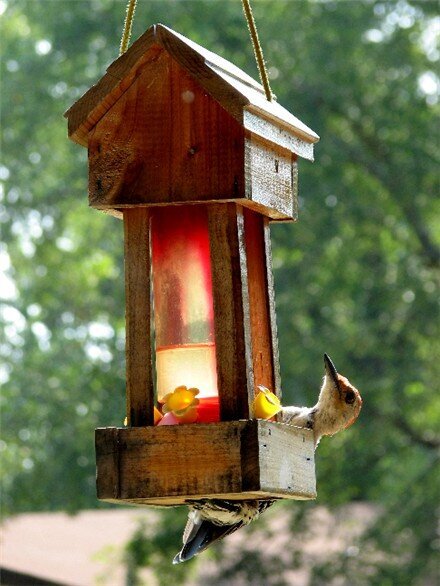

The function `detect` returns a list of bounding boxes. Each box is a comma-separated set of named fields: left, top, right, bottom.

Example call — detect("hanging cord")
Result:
left=119, top=0, right=138, bottom=55
left=241, top=0, right=273, bottom=101
left=118, top=0, right=273, bottom=100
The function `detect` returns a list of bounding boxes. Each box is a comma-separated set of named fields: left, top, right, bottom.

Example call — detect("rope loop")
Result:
left=241, top=0, right=273, bottom=101
left=119, top=0, right=138, bottom=56
left=118, top=0, right=273, bottom=102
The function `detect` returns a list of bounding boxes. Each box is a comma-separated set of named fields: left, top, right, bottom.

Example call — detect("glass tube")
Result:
left=151, top=205, right=219, bottom=424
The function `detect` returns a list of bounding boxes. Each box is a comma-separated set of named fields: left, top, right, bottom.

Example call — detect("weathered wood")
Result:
left=123, top=208, right=154, bottom=426
left=95, top=427, right=119, bottom=499
left=243, top=209, right=275, bottom=395
left=263, top=219, right=282, bottom=400
left=244, top=109, right=314, bottom=161
left=88, top=51, right=245, bottom=209
left=256, top=421, right=315, bottom=497
left=245, top=136, right=297, bottom=221
left=65, top=24, right=319, bottom=151
left=95, top=421, right=316, bottom=505
left=208, top=204, right=252, bottom=420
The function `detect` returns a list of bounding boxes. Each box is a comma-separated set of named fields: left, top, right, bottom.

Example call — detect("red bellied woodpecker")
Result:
left=173, top=354, right=362, bottom=564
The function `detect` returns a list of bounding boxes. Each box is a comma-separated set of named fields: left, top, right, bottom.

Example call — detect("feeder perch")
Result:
left=65, top=24, right=319, bottom=506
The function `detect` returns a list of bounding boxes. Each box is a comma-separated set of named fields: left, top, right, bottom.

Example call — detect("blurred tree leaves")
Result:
left=1, top=0, right=439, bottom=584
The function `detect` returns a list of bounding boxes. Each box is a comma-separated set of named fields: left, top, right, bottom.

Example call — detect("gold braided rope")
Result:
left=241, top=0, right=273, bottom=101
left=119, top=0, right=138, bottom=55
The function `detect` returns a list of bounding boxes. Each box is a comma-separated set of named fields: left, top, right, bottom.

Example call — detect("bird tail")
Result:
left=173, top=509, right=240, bottom=564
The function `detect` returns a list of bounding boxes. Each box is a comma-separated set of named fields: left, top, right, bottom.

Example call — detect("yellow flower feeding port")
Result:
left=253, top=386, right=282, bottom=419
left=160, top=386, right=200, bottom=424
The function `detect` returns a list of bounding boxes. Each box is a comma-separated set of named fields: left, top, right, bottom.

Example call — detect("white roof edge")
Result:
left=207, top=63, right=319, bottom=144
left=159, top=24, right=265, bottom=93
left=243, top=109, right=315, bottom=161
left=245, top=104, right=319, bottom=145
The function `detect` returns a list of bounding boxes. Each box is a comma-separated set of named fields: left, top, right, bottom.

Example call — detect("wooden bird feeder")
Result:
left=65, top=24, right=319, bottom=506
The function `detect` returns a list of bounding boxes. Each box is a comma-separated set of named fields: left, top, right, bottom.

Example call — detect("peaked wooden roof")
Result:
left=65, top=24, right=319, bottom=157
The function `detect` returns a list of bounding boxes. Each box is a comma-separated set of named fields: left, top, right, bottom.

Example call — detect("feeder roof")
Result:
left=65, top=24, right=319, bottom=158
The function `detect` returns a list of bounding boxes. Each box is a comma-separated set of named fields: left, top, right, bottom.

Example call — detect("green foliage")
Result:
left=1, top=0, right=439, bottom=584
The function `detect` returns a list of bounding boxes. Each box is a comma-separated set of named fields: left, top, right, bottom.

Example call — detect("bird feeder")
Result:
left=65, top=24, right=319, bottom=506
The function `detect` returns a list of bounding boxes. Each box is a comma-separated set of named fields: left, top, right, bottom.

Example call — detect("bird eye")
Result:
left=345, top=391, right=355, bottom=405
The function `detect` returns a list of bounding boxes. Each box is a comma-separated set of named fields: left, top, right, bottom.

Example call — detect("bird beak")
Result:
left=324, top=354, right=339, bottom=388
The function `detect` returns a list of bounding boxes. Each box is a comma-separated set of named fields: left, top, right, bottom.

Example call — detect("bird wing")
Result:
left=281, top=405, right=314, bottom=428
left=174, top=499, right=275, bottom=564
left=174, top=516, right=244, bottom=564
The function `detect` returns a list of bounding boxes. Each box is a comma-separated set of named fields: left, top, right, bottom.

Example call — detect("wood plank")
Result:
left=245, top=136, right=296, bottom=221
left=167, top=57, right=245, bottom=202
left=95, top=427, right=119, bottom=499
left=87, top=51, right=245, bottom=209
left=244, top=110, right=314, bottom=161
left=208, top=204, right=252, bottom=420
left=95, top=421, right=316, bottom=504
left=291, top=156, right=299, bottom=220
left=263, top=219, right=282, bottom=400
left=119, top=423, right=243, bottom=500
left=123, top=208, right=154, bottom=426
left=257, top=420, right=316, bottom=498
left=93, top=201, right=295, bottom=222
left=100, top=493, right=274, bottom=507
left=87, top=49, right=171, bottom=208
left=243, top=209, right=275, bottom=397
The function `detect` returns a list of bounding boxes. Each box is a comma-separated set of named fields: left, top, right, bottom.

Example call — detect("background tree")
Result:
left=1, top=1, right=438, bottom=584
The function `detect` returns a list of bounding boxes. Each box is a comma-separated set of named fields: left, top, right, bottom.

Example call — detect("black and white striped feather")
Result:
left=173, top=499, right=274, bottom=564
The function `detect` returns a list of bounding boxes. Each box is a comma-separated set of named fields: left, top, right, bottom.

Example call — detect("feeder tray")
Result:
left=96, top=421, right=316, bottom=506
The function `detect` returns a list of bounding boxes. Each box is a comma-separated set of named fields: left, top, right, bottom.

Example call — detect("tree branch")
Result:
left=392, top=413, right=440, bottom=450
left=338, top=119, right=440, bottom=268
left=369, top=405, right=440, bottom=450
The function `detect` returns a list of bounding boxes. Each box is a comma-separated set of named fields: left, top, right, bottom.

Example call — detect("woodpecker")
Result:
left=281, top=353, right=362, bottom=447
left=173, top=354, right=362, bottom=564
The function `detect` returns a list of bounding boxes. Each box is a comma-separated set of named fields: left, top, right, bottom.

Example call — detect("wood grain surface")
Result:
left=243, top=209, right=275, bottom=395
left=208, top=204, right=252, bottom=421
left=96, top=420, right=316, bottom=505
left=124, top=208, right=154, bottom=426
left=88, top=51, right=245, bottom=209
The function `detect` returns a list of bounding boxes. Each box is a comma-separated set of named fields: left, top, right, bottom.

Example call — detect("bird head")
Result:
left=318, top=354, right=363, bottom=434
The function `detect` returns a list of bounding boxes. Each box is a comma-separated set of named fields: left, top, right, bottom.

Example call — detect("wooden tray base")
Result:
left=96, top=420, right=316, bottom=506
